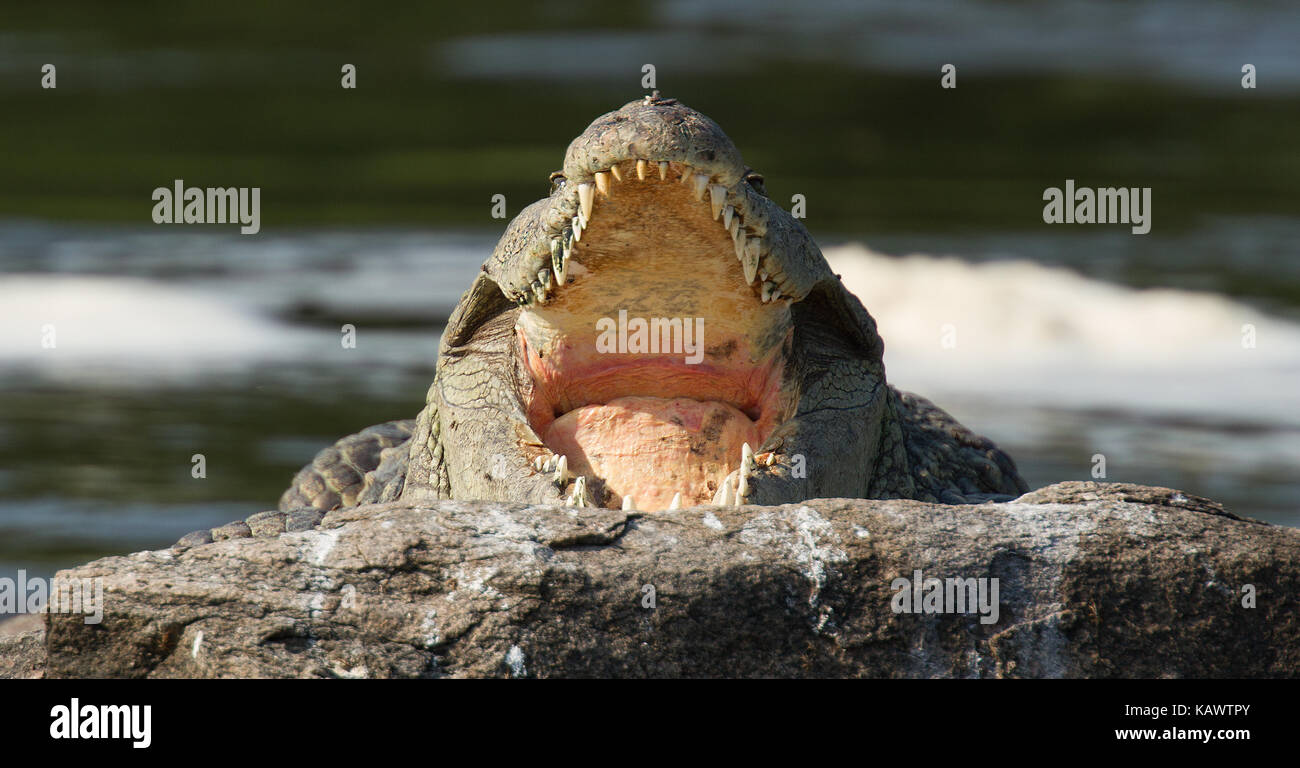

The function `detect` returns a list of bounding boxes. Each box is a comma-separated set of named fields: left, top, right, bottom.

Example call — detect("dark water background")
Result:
left=1, top=1, right=1298, bottom=581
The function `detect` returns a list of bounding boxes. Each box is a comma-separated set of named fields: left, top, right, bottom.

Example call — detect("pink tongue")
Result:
left=544, top=396, right=759, bottom=511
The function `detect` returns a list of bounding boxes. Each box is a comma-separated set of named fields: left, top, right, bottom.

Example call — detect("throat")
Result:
left=544, top=396, right=762, bottom=511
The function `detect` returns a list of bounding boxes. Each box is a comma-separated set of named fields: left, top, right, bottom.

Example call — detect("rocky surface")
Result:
left=6, top=482, right=1298, bottom=678
left=0, top=614, right=46, bottom=679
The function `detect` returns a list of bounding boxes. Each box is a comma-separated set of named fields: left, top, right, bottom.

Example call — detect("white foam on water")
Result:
left=825, top=243, right=1300, bottom=425
left=0, top=275, right=318, bottom=380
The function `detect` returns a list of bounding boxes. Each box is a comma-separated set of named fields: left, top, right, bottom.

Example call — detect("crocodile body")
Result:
left=181, top=95, right=1026, bottom=547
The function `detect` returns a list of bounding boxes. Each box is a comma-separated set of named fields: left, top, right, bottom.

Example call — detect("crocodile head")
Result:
left=396, top=95, right=1025, bottom=512
left=412, top=94, right=896, bottom=512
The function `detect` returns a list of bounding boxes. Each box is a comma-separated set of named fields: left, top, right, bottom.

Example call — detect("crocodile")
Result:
left=181, top=94, right=1027, bottom=546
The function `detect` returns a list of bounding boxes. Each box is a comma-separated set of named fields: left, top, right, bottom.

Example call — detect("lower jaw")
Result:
left=543, top=395, right=764, bottom=510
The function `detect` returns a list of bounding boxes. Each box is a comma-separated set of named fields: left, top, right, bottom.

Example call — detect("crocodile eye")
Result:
left=745, top=172, right=767, bottom=197
left=549, top=172, right=566, bottom=194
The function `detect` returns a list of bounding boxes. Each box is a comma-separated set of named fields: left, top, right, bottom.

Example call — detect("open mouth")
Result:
left=514, top=159, right=797, bottom=511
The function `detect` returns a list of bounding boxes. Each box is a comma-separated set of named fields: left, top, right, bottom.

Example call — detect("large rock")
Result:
left=13, top=482, right=1300, bottom=678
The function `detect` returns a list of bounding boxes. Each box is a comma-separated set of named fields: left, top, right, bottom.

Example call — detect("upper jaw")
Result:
left=562, top=94, right=748, bottom=188
left=516, top=159, right=794, bottom=310
left=482, top=96, right=841, bottom=339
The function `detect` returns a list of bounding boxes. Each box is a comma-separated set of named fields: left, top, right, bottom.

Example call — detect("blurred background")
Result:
left=1, top=1, right=1298, bottom=581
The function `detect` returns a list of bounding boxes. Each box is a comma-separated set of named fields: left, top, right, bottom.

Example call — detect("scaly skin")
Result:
left=179, top=94, right=1027, bottom=547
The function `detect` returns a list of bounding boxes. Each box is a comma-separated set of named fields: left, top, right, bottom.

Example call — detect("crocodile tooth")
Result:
left=723, top=205, right=734, bottom=230
left=531, top=280, right=547, bottom=304
left=679, top=165, right=694, bottom=185
left=761, top=281, right=777, bottom=303
left=572, top=216, right=582, bottom=242
left=744, top=239, right=762, bottom=285
left=742, top=241, right=757, bottom=284
left=737, top=443, right=753, bottom=501
left=563, top=475, right=583, bottom=505
left=734, top=230, right=747, bottom=262
left=539, top=268, right=554, bottom=290
left=594, top=171, right=610, bottom=197
left=708, top=185, right=726, bottom=219
left=543, top=454, right=558, bottom=472
left=636, top=160, right=648, bottom=181
left=532, top=455, right=545, bottom=471
left=577, top=182, right=594, bottom=220
left=567, top=475, right=588, bottom=507
left=668, top=492, right=682, bottom=511
left=609, top=164, right=623, bottom=182
left=658, top=161, right=668, bottom=180
left=554, top=454, right=569, bottom=484
left=729, top=217, right=739, bottom=238
left=714, top=472, right=735, bottom=506
left=551, top=241, right=564, bottom=282
left=692, top=173, right=709, bottom=201
left=622, top=495, right=635, bottom=510
left=557, top=244, right=569, bottom=284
